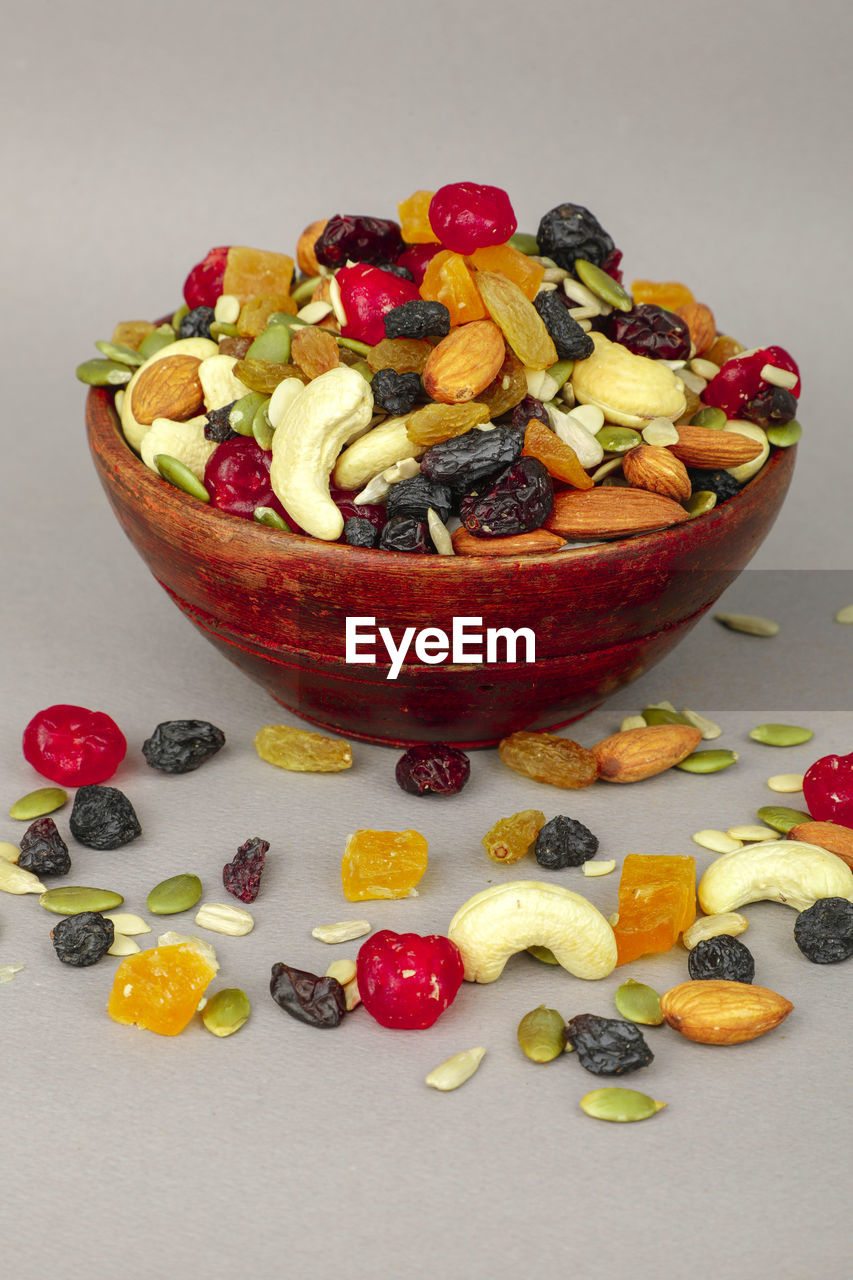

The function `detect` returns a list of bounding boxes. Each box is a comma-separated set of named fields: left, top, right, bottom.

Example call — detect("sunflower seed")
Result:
left=0, top=862, right=45, bottom=894
left=676, top=749, right=739, bottom=773
left=427, top=507, right=455, bottom=555
left=714, top=613, right=780, bottom=637
left=582, top=859, right=617, bottom=876
left=680, top=707, right=723, bottom=740
left=641, top=419, right=679, bottom=447
left=0, top=842, right=20, bottom=863
left=9, top=787, right=68, bottom=821
left=834, top=604, right=853, bottom=624
left=767, top=773, right=805, bottom=793
left=425, top=1047, right=486, bottom=1092
left=749, top=723, right=814, bottom=747
left=726, top=825, right=777, bottom=842
left=297, top=300, right=334, bottom=325
left=0, top=963, right=24, bottom=984
left=325, top=958, right=357, bottom=987
left=312, top=920, right=371, bottom=944
left=760, top=364, right=798, bottom=390
left=692, top=829, right=743, bottom=854
left=328, top=274, right=347, bottom=326
left=214, top=294, right=240, bottom=325
left=104, top=912, right=151, bottom=936
left=682, top=912, right=748, bottom=950
left=194, top=902, right=254, bottom=936
left=108, top=934, right=141, bottom=957
left=580, top=1088, right=666, bottom=1123
left=155, top=455, right=211, bottom=503
left=687, top=358, right=720, bottom=380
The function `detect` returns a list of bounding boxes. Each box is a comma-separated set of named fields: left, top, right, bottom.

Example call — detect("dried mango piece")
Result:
left=223, top=246, right=295, bottom=303
left=341, top=830, right=428, bottom=900
left=255, top=725, right=353, bottom=773
left=522, top=420, right=594, bottom=488
left=612, top=855, right=696, bottom=966
left=467, top=245, right=545, bottom=300
left=398, top=190, right=439, bottom=244
left=420, top=250, right=487, bottom=326
left=107, top=942, right=218, bottom=1036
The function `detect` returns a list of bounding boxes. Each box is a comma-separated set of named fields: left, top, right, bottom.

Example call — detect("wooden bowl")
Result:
left=86, top=388, right=795, bottom=746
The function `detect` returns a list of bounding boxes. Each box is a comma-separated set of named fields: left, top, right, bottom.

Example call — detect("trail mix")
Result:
left=78, top=183, right=803, bottom=554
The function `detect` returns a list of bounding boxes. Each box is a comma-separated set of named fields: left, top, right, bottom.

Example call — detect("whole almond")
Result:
left=544, top=486, right=689, bottom=539
left=296, top=218, right=328, bottom=277
left=787, top=821, right=853, bottom=870
left=593, top=723, right=702, bottom=782
left=660, top=979, right=793, bottom=1045
left=675, top=301, right=716, bottom=356
left=451, top=527, right=566, bottom=556
left=422, top=321, right=506, bottom=404
left=130, top=355, right=205, bottom=426
left=669, top=424, right=763, bottom=468
left=622, top=445, right=691, bottom=501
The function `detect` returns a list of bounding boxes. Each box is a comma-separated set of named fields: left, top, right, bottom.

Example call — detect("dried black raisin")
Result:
left=343, top=516, right=378, bottom=548
left=395, top=744, right=471, bottom=796
left=51, top=911, right=114, bottom=966
left=688, top=935, right=755, bottom=983
left=179, top=306, right=215, bottom=339
left=371, top=368, right=422, bottom=415
left=564, top=1014, right=654, bottom=1075
left=270, top=962, right=347, bottom=1027
left=378, top=516, right=432, bottom=554
left=533, top=292, right=595, bottom=361
left=223, top=836, right=268, bottom=904
left=460, top=458, right=553, bottom=537
left=384, top=300, right=451, bottom=341
left=18, top=817, right=71, bottom=877
left=741, top=385, right=797, bottom=428
left=511, top=395, right=550, bottom=432
left=794, top=898, right=853, bottom=964
left=69, top=785, right=141, bottom=850
left=385, top=475, right=452, bottom=524
left=420, top=425, right=522, bottom=493
left=534, top=816, right=598, bottom=870
left=686, top=468, right=742, bottom=503
left=536, top=203, right=615, bottom=272
left=142, top=720, right=226, bottom=774
left=204, top=402, right=239, bottom=443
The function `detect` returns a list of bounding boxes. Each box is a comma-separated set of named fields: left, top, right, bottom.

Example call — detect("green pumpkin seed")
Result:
left=0, top=862, right=45, bottom=895
left=229, top=391, right=267, bottom=436
left=766, top=419, right=802, bottom=447
left=349, top=360, right=373, bottom=383
left=614, top=979, right=663, bottom=1026
left=209, top=321, right=239, bottom=340
left=10, top=787, right=68, bottom=821
left=595, top=425, right=642, bottom=454
left=690, top=406, right=727, bottom=430
left=509, top=232, right=540, bottom=255
left=202, top=987, right=251, bottom=1038
left=155, top=455, right=210, bottom=503
left=749, top=723, right=814, bottom=747
left=147, top=874, right=203, bottom=916
left=546, top=359, right=574, bottom=391
left=336, top=336, right=371, bottom=358
left=642, top=707, right=693, bottom=727
left=676, top=749, right=739, bottom=774
left=714, top=612, right=780, bottom=637
left=94, top=340, right=146, bottom=368
left=681, top=707, right=722, bottom=739
left=527, top=945, right=558, bottom=965
left=757, top=804, right=811, bottom=833
left=137, top=326, right=177, bottom=359
left=252, top=398, right=275, bottom=451
left=574, top=258, right=633, bottom=311
left=254, top=506, right=289, bottom=530
left=291, top=276, right=322, bottom=305
left=247, top=324, right=292, bottom=364
left=620, top=715, right=647, bottom=732
left=517, top=1005, right=566, bottom=1062
left=39, top=886, right=124, bottom=914
left=172, top=304, right=190, bottom=331
left=76, top=358, right=134, bottom=387
left=684, top=490, right=717, bottom=518
left=834, top=604, right=853, bottom=624
left=267, top=312, right=309, bottom=329
left=580, top=1087, right=666, bottom=1123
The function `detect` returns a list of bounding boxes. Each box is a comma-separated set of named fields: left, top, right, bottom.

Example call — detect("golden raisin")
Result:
left=406, top=401, right=490, bottom=446
left=481, top=809, right=546, bottom=864
left=706, top=334, right=745, bottom=365
left=476, top=348, right=529, bottom=418
left=237, top=295, right=297, bottom=338
left=397, top=190, right=439, bottom=244
left=254, top=724, right=352, bottom=772
left=223, top=246, right=295, bottom=303
left=291, top=326, right=340, bottom=379
left=232, top=359, right=308, bottom=394
left=111, top=320, right=156, bottom=349
left=367, top=337, right=433, bottom=375
left=107, top=942, right=218, bottom=1036
left=474, top=271, right=557, bottom=371
left=420, top=250, right=487, bottom=326
left=630, top=280, right=695, bottom=310
left=522, top=421, right=594, bottom=488
left=498, top=732, right=600, bottom=789
left=467, top=244, right=545, bottom=300
left=341, top=829, right=428, bottom=900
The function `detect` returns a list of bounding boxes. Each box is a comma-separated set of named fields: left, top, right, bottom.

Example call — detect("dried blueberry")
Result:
left=378, top=516, right=432, bottom=554
left=688, top=935, right=755, bottom=983
left=314, top=215, right=404, bottom=268
left=395, top=744, right=471, bottom=796
left=511, top=395, right=550, bottom=432
left=204, top=402, right=239, bottom=443
left=223, top=836, right=268, bottom=904
left=686, top=468, right=742, bottom=503
left=179, top=306, right=215, bottom=339
left=740, top=385, right=797, bottom=428
left=534, top=816, right=598, bottom=869
left=384, top=300, right=451, bottom=341
left=371, top=368, right=422, bottom=415
left=69, top=785, right=141, bottom=850
left=794, top=898, right=853, bottom=964
left=343, top=516, right=378, bottom=548
left=385, top=475, right=452, bottom=524
left=18, top=817, right=71, bottom=877
left=142, top=720, right=226, bottom=774
left=420, top=425, right=522, bottom=493
left=460, top=457, right=553, bottom=537
left=270, top=962, right=347, bottom=1027
left=536, top=203, right=615, bottom=271
left=51, top=911, right=114, bottom=967
left=533, top=292, right=595, bottom=361
left=564, top=1014, right=654, bottom=1075
left=375, top=261, right=415, bottom=282
left=605, top=304, right=691, bottom=361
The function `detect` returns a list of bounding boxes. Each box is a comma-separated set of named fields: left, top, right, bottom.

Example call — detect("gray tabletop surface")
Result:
left=3, top=2, right=852, bottom=1277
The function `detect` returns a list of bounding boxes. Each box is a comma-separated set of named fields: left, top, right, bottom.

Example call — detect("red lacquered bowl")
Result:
left=86, top=388, right=795, bottom=746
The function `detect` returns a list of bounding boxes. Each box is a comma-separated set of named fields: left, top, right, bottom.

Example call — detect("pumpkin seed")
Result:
left=336, top=336, right=371, bottom=358
left=509, top=232, right=540, bottom=255
left=620, top=715, right=647, bottom=732
left=39, top=886, right=123, bottom=914
left=642, top=707, right=693, bottom=727
left=641, top=419, right=679, bottom=447
left=727, top=824, right=777, bottom=843
left=681, top=707, right=722, bottom=740
left=0, top=862, right=45, bottom=895
left=214, top=294, right=241, bottom=325
left=108, top=934, right=141, bottom=957
left=583, top=859, right=617, bottom=876
left=614, top=979, right=663, bottom=1025
left=690, top=406, right=727, bottom=429
left=9, top=787, right=68, bottom=821
left=767, top=773, right=805, bottom=793
left=75, top=358, right=134, bottom=387
left=94, top=340, right=145, bottom=368
left=749, top=723, right=814, bottom=747
left=267, top=312, right=309, bottom=329
left=646, top=699, right=677, bottom=712
left=247, top=324, right=292, bottom=364
left=147, top=874, right=203, bottom=916
left=757, top=804, right=811, bottom=833
left=0, top=963, right=24, bottom=985
left=676, top=749, right=739, bottom=773
left=252, top=399, right=275, bottom=451
left=590, top=457, right=625, bottom=484
left=104, top=912, right=151, bottom=936
left=766, top=419, right=802, bottom=447
left=546, top=359, right=574, bottom=391
left=291, top=276, right=322, bottom=305
left=194, top=901, right=254, bottom=936
left=312, top=919, right=371, bottom=944
left=714, top=612, right=779, bottom=637
left=425, top=1046, right=486, bottom=1092
left=683, top=913, right=749, bottom=950
left=172, top=304, right=189, bottom=330
left=349, top=359, right=373, bottom=383
left=229, top=391, right=267, bottom=436
left=688, top=357, right=720, bottom=380
left=527, top=945, right=558, bottom=965
left=684, top=490, right=717, bottom=518
left=137, top=326, right=177, bottom=359
left=574, top=258, right=633, bottom=311
left=155, top=455, right=210, bottom=503
left=209, top=321, right=239, bottom=340
left=595, top=425, right=642, bottom=454
left=580, top=1087, right=666, bottom=1123
left=692, top=829, right=743, bottom=854
left=0, top=841, right=20, bottom=863
left=254, top=506, right=289, bottom=530
left=517, top=1005, right=566, bottom=1062
left=835, top=604, right=853, bottom=624
left=202, top=987, right=251, bottom=1037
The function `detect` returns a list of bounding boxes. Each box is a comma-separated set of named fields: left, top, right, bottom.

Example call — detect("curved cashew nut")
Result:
left=571, top=332, right=686, bottom=428
left=447, top=880, right=617, bottom=983
left=269, top=366, right=373, bottom=541
left=120, top=337, right=218, bottom=452
left=332, top=416, right=423, bottom=492
left=698, top=840, right=853, bottom=914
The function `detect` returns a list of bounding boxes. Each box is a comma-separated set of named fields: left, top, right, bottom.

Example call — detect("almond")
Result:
left=787, top=821, right=853, bottom=870
left=451, top=527, right=566, bottom=557
left=660, top=979, right=793, bottom=1045
left=422, top=321, right=506, bottom=404
left=669, top=424, right=764, bottom=468
left=544, top=486, right=689, bottom=539
left=296, top=218, right=328, bottom=277
left=130, top=355, right=205, bottom=426
left=622, top=445, right=691, bottom=501
left=592, top=723, right=702, bottom=783
left=675, top=301, right=716, bottom=356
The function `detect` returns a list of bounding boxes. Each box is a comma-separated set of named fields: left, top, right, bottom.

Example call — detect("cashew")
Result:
left=269, top=366, right=374, bottom=540
left=571, top=332, right=686, bottom=428
left=698, top=840, right=853, bottom=915
left=140, top=415, right=215, bottom=480
left=120, top=337, right=217, bottom=452
left=198, top=354, right=251, bottom=411
left=447, top=880, right=617, bottom=983
left=332, top=415, right=423, bottom=492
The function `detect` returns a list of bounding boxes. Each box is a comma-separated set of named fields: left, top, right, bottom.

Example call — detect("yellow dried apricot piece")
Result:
left=291, top=326, right=340, bottom=379
left=420, top=250, right=487, bottom=326
left=612, top=855, right=697, bottom=966
left=107, top=943, right=218, bottom=1036
left=481, top=810, right=546, bottom=864
left=522, top=420, right=594, bottom=488
left=498, top=732, right=600, bottom=788
left=341, top=829, right=428, bottom=900
left=474, top=271, right=558, bottom=371
left=223, top=246, right=295, bottom=303
left=367, top=337, right=433, bottom=375
left=237, top=295, right=298, bottom=338
left=406, top=401, right=490, bottom=446
left=476, top=348, right=529, bottom=418
left=467, top=244, right=545, bottom=300
left=630, top=280, right=695, bottom=310
left=398, top=190, right=439, bottom=244
left=296, top=219, right=328, bottom=277
left=255, top=724, right=352, bottom=772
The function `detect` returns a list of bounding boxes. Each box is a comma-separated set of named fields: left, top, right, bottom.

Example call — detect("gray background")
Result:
left=2, top=2, right=852, bottom=1277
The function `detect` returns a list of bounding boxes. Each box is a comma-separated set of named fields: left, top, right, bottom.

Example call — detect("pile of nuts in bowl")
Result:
left=77, top=182, right=802, bottom=555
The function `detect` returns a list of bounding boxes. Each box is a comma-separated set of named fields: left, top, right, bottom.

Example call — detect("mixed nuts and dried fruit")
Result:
left=78, top=183, right=803, bottom=555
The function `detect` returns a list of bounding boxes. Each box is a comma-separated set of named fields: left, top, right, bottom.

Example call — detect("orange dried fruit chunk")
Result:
left=406, top=401, right=490, bottom=445
left=474, top=271, right=558, bottom=371
left=420, top=250, right=487, bottom=325
left=630, top=279, right=695, bottom=310
left=422, top=319, right=506, bottom=404
left=612, top=854, right=697, bottom=966
left=498, top=731, right=599, bottom=788
left=398, top=190, right=439, bottom=244
left=482, top=809, right=546, bottom=864
left=467, top=244, right=545, bottom=300
left=237, top=295, right=297, bottom=338
left=476, top=348, right=528, bottom=418
left=341, top=829, right=428, bottom=901
left=296, top=219, right=328, bottom=276
left=522, top=420, right=594, bottom=489
left=367, top=337, right=433, bottom=375
left=223, top=246, right=295, bottom=303
left=291, top=325, right=340, bottom=379
left=107, top=942, right=218, bottom=1036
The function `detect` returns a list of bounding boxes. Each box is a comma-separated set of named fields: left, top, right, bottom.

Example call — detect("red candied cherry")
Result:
left=336, top=264, right=421, bottom=347
left=204, top=437, right=298, bottom=526
left=428, top=182, right=517, bottom=255
left=803, top=752, right=853, bottom=826
left=356, top=930, right=465, bottom=1029
left=23, top=705, right=127, bottom=786
left=396, top=242, right=443, bottom=286
left=183, top=246, right=229, bottom=310
left=704, top=345, right=801, bottom=417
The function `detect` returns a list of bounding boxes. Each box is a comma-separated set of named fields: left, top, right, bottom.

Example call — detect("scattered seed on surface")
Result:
left=39, top=886, right=124, bottom=914
left=325, top=958, right=357, bottom=988
left=714, top=613, right=780, bottom=637
left=582, top=859, right=616, bottom=876
left=147, top=874, right=203, bottom=916
left=0, top=963, right=24, bottom=984
left=0, top=842, right=21, bottom=863
left=692, top=829, right=743, bottom=854
left=312, top=920, right=371, bottom=944
left=683, top=913, right=749, bottom=950
left=676, top=749, right=739, bottom=774
left=680, top=708, right=723, bottom=740
left=194, top=902, right=255, bottom=936
left=614, top=979, right=663, bottom=1025
left=108, top=934, right=141, bottom=957
left=104, top=912, right=151, bottom=936
left=767, top=773, right=805, bottom=794
left=834, top=604, right=853, bottom=624
left=0, top=862, right=46, bottom=895
left=757, top=805, right=811, bottom=833
left=9, top=788, right=68, bottom=821
left=620, top=715, right=647, bottom=732
left=517, top=1005, right=566, bottom=1062
left=642, top=707, right=693, bottom=727
left=202, top=987, right=251, bottom=1037
left=749, top=723, right=814, bottom=747
left=425, top=1046, right=486, bottom=1092
left=580, top=1087, right=666, bottom=1123
left=527, top=945, right=558, bottom=965
left=726, top=825, right=777, bottom=843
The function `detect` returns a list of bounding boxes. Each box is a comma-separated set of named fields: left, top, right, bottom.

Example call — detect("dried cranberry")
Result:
left=18, top=817, right=71, bottom=876
left=330, top=489, right=386, bottom=531
left=204, top=437, right=291, bottom=523
left=378, top=516, right=432, bottom=554
left=395, top=744, right=471, bottom=796
left=533, top=291, right=595, bottom=361
left=384, top=300, right=451, bottom=341
left=461, top=458, right=553, bottom=537
left=420, top=425, right=522, bottom=492
left=356, top=930, right=464, bottom=1029
left=605, top=304, right=691, bottom=360
left=23, top=704, right=127, bottom=787
left=396, top=242, right=442, bottom=285
left=428, top=182, right=517, bottom=254
left=536, top=203, right=615, bottom=271
left=336, top=263, right=421, bottom=346
left=371, top=368, right=422, bottom=415
left=740, top=384, right=797, bottom=427
left=803, top=752, right=853, bottom=826
left=600, top=247, right=624, bottom=284
left=183, top=246, right=229, bottom=309
left=270, top=962, right=346, bottom=1027
left=223, top=836, right=268, bottom=903
left=511, top=395, right=550, bottom=432
left=314, top=215, right=404, bottom=268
